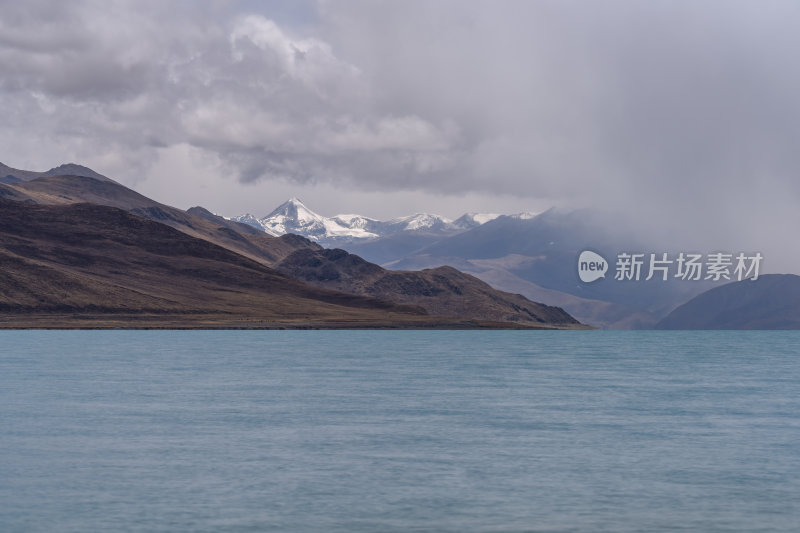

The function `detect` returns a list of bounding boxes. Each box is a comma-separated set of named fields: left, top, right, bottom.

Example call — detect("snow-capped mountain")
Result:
left=331, top=213, right=379, bottom=232
left=231, top=198, right=517, bottom=245
left=452, top=212, right=501, bottom=230
left=384, top=213, right=452, bottom=232
left=232, top=198, right=380, bottom=243
left=227, top=213, right=280, bottom=236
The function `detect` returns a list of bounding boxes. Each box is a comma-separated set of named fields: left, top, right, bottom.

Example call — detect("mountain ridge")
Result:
left=230, top=197, right=509, bottom=246
left=655, top=274, right=800, bottom=330
left=1, top=161, right=114, bottom=184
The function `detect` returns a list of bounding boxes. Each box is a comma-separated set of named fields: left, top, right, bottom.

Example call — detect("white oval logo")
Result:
left=578, top=250, right=608, bottom=283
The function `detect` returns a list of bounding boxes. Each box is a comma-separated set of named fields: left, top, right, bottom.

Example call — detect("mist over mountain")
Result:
left=222, top=196, right=787, bottom=329
left=225, top=200, right=688, bottom=327
left=3, top=2, right=800, bottom=274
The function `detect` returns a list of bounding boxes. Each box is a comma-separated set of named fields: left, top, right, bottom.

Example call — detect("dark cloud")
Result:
left=1, top=0, right=798, bottom=270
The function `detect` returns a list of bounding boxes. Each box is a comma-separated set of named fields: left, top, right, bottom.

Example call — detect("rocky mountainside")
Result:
left=1, top=174, right=309, bottom=266
left=0, top=166, right=582, bottom=328
left=274, top=247, right=579, bottom=326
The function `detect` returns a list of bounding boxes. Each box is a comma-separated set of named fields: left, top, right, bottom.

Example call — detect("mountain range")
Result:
left=228, top=199, right=711, bottom=328
left=231, top=197, right=521, bottom=246
left=0, top=162, right=580, bottom=329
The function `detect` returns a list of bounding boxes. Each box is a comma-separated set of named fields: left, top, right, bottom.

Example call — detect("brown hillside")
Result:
left=275, top=248, right=579, bottom=326
left=0, top=198, right=505, bottom=328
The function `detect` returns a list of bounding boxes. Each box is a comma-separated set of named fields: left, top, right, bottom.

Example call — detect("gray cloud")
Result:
left=1, top=0, right=799, bottom=270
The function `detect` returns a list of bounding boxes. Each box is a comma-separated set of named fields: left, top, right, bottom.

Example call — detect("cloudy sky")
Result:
left=2, top=0, right=799, bottom=268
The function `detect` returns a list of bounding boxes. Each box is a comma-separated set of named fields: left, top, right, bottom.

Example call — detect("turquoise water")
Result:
left=1, top=331, right=799, bottom=532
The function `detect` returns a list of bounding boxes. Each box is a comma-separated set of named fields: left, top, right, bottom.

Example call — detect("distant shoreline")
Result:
left=0, top=314, right=591, bottom=330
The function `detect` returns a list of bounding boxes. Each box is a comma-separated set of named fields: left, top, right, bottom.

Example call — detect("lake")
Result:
left=1, top=331, right=799, bottom=532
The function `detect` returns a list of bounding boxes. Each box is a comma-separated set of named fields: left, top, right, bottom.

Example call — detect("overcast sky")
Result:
left=1, top=0, right=799, bottom=270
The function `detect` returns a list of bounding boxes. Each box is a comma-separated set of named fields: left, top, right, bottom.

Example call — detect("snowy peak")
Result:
left=231, top=213, right=278, bottom=235
left=261, top=199, right=328, bottom=237
left=452, top=212, right=501, bottom=230
left=388, top=213, right=451, bottom=232
left=331, top=213, right=378, bottom=229
left=265, top=197, right=323, bottom=224
left=233, top=198, right=379, bottom=242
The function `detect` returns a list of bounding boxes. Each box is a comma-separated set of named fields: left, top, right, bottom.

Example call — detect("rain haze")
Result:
left=1, top=0, right=798, bottom=271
